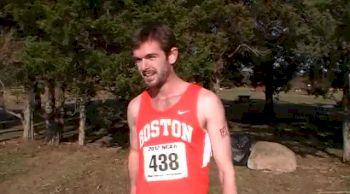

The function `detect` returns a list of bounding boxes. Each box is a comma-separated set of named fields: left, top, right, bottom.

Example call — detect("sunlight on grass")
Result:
left=218, top=87, right=342, bottom=105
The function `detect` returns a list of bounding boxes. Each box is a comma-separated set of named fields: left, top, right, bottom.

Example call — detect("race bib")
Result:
left=143, top=142, right=188, bottom=182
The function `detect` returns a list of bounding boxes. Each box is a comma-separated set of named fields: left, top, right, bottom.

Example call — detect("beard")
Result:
left=142, top=68, right=169, bottom=88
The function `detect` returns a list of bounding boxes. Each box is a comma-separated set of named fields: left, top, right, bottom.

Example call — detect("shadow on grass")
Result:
left=0, top=98, right=130, bottom=148
left=223, top=98, right=344, bottom=160
left=46, top=98, right=130, bottom=148
left=0, top=97, right=346, bottom=160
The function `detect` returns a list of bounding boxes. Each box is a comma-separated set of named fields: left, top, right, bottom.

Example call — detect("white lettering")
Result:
left=138, top=119, right=195, bottom=148
left=171, top=120, right=181, bottom=138
left=150, top=120, right=160, bottom=137
left=181, top=123, right=193, bottom=142
left=160, top=119, right=171, bottom=136
left=139, top=130, right=144, bottom=147
left=144, top=124, right=151, bottom=142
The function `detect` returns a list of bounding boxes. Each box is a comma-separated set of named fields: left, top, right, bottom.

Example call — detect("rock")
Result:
left=91, top=135, right=113, bottom=148
left=93, top=128, right=108, bottom=136
left=247, top=141, right=297, bottom=173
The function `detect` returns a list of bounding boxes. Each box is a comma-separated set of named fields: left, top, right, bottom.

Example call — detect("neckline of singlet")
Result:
left=144, top=83, right=195, bottom=114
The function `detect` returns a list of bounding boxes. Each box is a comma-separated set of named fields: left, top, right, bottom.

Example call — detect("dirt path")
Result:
left=0, top=140, right=349, bottom=194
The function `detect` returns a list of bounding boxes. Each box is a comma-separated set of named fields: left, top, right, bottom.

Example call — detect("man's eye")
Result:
left=147, top=55, right=157, bottom=60
left=134, top=58, right=141, bottom=63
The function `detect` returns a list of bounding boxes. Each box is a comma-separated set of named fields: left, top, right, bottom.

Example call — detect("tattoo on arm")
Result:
left=219, top=126, right=229, bottom=137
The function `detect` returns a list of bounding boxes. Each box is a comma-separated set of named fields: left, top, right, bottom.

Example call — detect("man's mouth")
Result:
left=142, top=70, right=156, bottom=78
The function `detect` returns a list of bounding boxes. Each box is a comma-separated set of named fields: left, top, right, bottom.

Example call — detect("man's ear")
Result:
left=167, top=47, right=179, bottom=65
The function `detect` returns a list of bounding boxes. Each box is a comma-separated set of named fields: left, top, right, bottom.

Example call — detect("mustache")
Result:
left=141, top=68, right=156, bottom=76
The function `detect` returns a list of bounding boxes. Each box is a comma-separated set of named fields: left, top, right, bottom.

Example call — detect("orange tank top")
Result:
left=135, top=84, right=212, bottom=194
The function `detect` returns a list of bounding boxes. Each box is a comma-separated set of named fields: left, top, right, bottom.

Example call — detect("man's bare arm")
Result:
left=199, top=90, right=237, bottom=194
left=127, top=97, right=140, bottom=194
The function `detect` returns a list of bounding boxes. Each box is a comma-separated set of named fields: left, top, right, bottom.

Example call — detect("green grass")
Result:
left=218, top=87, right=342, bottom=105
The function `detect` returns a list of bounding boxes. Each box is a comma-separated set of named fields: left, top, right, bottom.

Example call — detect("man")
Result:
left=127, top=22, right=237, bottom=194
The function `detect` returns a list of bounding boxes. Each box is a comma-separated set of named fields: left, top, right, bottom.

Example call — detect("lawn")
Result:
left=0, top=140, right=349, bottom=194
left=218, top=87, right=342, bottom=105
left=0, top=87, right=349, bottom=194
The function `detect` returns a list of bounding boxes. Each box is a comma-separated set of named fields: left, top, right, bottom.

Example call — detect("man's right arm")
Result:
left=127, top=97, right=140, bottom=194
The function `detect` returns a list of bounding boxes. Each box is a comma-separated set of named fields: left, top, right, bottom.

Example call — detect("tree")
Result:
left=178, top=0, right=256, bottom=91
left=249, top=0, right=305, bottom=122
left=339, top=1, right=350, bottom=163
left=327, top=0, right=350, bottom=162
left=0, top=0, right=57, bottom=140
left=2, top=0, right=72, bottom=143
left=298, top=0, right=350, bottom=162
left=39, top=0, right=105, bottom=145
left=22, top=38, right=71, bottom=144
left=0, top=31, right=34, bottom=140
left=0, top=28, right=37, bottom=140
left=38, top=0, right=144, bottom=145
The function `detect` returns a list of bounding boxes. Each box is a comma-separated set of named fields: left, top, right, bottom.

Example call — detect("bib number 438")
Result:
left=143, top=142, right=188, bottom=182
left=149, top=153, right=179, bottom=172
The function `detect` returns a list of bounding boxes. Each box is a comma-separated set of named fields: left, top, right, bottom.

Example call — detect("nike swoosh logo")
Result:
left=177, top=110, right=190, bottom=115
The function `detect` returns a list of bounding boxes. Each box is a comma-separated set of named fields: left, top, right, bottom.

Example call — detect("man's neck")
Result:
left=149, top=75, right=187, bottom=99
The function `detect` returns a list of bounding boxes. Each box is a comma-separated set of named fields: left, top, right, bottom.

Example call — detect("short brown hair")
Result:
left=132, top=22, right=177, bottom=54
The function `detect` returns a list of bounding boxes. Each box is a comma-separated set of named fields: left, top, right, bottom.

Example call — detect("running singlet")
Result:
left=135, top=84, right=212, bottom=194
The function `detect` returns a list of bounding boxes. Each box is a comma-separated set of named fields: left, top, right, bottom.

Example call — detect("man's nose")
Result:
left=139, top=58, right=149, bottom=70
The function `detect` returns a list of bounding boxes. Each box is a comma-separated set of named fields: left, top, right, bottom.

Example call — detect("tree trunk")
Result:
left=343, top=73, right=350, bottom=162
left=44, top=80, right=58, bottom=144
left=263, top=62, right=276, bottom=123
left=54, top=83, right=65, bottom=144
left=78, top=97, right=87, bottom=146
left=23, top=85, right=34, bottom=140
left=0, top=79, right=5, bottom=107
left=213, top=57, right=224, bottom=93
left=0, top=90, right=4, bottom=108
left=213, top=77, right=221, bottom=93
left=33, top=81, right=42, bottom=113
left=343, top=117, right=350, bottom=162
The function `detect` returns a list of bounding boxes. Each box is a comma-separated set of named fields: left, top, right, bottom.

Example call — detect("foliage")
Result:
left=250, top=0, right=306, bottom=92
left=177, top=1, right=255, bottom=87
left=1, top=0, right=350, bottom=139
left=0, top=30, right=24, bottom=87
left=298, top=0, right=350, bottom=93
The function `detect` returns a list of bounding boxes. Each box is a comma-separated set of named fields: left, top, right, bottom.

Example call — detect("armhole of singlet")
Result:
left=135, top=91, right=149, bottom=130
left=191, top=84, right=212, bottom=168
left=190, top=84, right=205, bottom=132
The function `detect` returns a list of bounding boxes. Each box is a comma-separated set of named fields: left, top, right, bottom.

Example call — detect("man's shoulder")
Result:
left=188, top=83, right=214, bottom=96
left=197, top=87, right=220, bottom=102
left=127, top=92, right=144, bottom=114
left=196, top=87, right=224, bottom=116
left=129, top=93, right=143, bottom=104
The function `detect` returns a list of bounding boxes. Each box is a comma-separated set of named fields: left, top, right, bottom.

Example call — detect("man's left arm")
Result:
left=200, top=90, right=237, bottom=194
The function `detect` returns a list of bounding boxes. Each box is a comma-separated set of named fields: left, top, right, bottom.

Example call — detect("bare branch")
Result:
left=0, top=79, right=4, bottom=90
left=0, top=29, right=23, bottom=64
left=0, top=79, right=5, bottom=108
left=0, top=107, right=24, bottom=122
left=229, top=44, right=271, bottom=58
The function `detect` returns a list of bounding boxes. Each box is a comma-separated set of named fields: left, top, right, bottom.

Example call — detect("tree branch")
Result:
left=0, top=79, right=4, bottom=90
left=0, top=107, right=23, bottom=122
left=229, top=44, right=271, bottom=58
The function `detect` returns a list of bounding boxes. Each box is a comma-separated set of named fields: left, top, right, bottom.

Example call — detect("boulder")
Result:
left=91, top=135, right=113, bottom=148
left=247, top=141, right=297, bottom=172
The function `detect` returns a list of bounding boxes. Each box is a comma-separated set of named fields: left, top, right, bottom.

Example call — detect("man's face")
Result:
left=133, top=40, right=176, bottom=88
